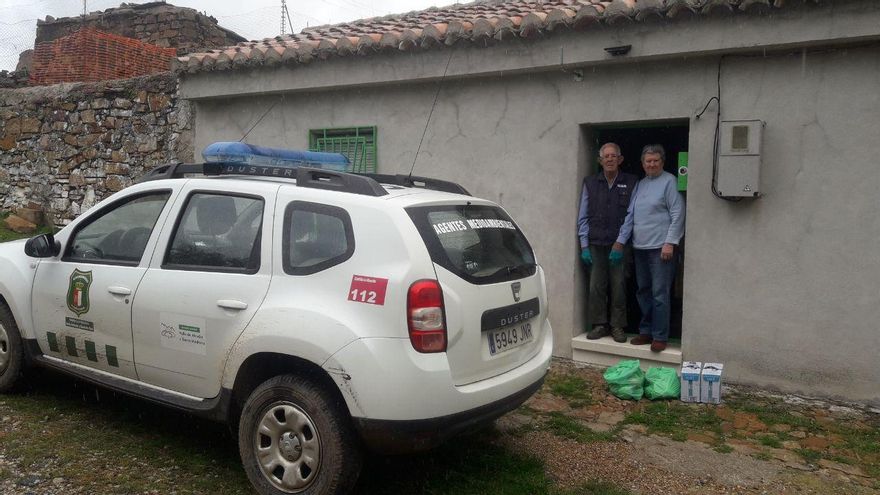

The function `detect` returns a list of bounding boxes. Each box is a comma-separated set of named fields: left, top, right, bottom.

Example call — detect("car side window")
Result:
left=164, top=193, right=264, bottom=273
left=283, top=201, right=354, bottom=275
left=65, top=192, right=171, bottom=265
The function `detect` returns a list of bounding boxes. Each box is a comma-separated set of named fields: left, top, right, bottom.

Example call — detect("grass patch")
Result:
left=623, top=402, right=722, bottom=439
left=723, top=396, right=819, bottom=432
left=357, top=432, right=556, bottom=495
left=837, top=422, right=880, bottom=456
left=545, top=373, right=593, bottom=408
left=545, top=412, right=616, bottom=443
left=753, top=451, right=772, bottom=461
left=0, top=373, right=286, bottom=493
left=1, top=371, right=573, bottom=495
left=740, top=406, right=880, bottom=479
left=795, top=448, right=822, bottom=464
left=714, top=444, right=734, bottom=454
left=824, top=454, right=854, bottom=465
left=0, top=213, right=54, bottom=243
left=757, top=434, right=782, bottom=449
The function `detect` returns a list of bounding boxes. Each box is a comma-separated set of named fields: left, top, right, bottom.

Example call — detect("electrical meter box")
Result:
left=716, top=120, right=763, bottom=198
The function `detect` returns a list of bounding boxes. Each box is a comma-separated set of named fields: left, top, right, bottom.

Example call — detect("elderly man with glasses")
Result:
left=577, top=142, right=638, bottom=343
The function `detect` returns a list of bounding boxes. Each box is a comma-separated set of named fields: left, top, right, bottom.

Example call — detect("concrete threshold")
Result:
left=571, top=332, right=682, bottom=370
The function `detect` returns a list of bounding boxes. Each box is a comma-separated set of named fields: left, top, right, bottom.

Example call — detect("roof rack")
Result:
left=137, top=162, right=202, bottom=182
left=358, top=173, right=471, bottom=196
left=295, top=168, right=387, bottom=197
left=137, top=163, right=469, bottom=197
left=135, top=162, right=389, bottom=197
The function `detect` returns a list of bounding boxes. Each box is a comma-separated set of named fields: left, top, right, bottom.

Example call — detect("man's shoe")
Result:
left=586, top=325, right=610, bottom=340
left=650, top=341, right=668, bottom=353
left=611, top=327, right=627, bottom=343
left=630, top=334, right=652, bottom=345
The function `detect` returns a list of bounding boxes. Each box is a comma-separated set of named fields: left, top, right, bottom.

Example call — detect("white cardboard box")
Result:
left=680, top=361, right=702, bottom=402
left=701, top=363, right=724, bottom=404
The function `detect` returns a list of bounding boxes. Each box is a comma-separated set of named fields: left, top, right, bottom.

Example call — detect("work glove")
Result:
left=580, top=248, right=592, bottom=266
left=609, top=249, right=623, bottom=267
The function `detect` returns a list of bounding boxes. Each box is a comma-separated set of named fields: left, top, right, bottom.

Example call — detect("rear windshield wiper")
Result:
left=487, top=263, right=536, bottom=278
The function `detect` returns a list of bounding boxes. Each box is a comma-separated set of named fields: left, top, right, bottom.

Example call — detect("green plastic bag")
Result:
left=603, top=359, right=645, bottom=400
left=644, top=367, right=681, bottom=400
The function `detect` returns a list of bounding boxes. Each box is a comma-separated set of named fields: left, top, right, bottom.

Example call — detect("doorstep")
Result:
left=571, top=332, right=682, bottom=370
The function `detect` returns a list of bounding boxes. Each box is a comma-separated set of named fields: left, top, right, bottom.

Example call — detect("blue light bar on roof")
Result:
left=202, top=142, right=349, bottom=172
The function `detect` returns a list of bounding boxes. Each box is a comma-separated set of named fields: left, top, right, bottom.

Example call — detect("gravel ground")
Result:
left=496, top=427, right=879, bottom=495
left=0, top=454, right=76, bottom=495
left=495, top=360, right=880, bottom=495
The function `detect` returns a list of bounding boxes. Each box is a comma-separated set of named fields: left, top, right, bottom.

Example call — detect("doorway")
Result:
left=585, top=120, right=688, bottom=340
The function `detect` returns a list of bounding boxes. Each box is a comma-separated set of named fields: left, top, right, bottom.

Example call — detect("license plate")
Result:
left=487, top=322, right=533, bottom=356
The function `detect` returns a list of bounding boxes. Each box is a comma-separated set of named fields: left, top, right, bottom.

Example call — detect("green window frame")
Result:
left=309, top=126, right=377, bottom=174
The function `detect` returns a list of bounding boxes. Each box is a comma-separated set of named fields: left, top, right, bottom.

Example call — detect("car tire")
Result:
left=238, top=374, right=361, bottom=495
left=0, top=304, right=25, bottom=393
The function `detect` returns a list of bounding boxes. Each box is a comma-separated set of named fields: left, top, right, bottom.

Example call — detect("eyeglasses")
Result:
left=601, top=154, right=620, bottom=159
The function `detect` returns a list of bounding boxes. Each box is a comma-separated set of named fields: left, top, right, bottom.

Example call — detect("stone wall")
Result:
left=0, top=70, right=29, bottom=89
left=36, top=2, right=245, bottom=55
left=0, top=73, right=193, bottom=225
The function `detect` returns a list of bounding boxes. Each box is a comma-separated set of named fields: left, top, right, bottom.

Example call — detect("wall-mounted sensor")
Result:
left=604, top=45, right=632, bottom=56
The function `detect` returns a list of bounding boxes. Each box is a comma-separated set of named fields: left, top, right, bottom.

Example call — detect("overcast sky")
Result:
left=0, top=0, right=448, bottom=71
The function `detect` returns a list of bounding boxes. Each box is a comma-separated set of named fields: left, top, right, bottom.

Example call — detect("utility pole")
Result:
left=83, top=0, right=87, bottom=16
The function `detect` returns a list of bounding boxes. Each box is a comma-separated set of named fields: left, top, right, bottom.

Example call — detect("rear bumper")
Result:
left=353, top=373, right=545, bottom=454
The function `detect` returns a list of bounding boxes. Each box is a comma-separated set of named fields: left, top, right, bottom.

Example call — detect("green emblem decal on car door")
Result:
left=67, top=269, right=93, bottom=317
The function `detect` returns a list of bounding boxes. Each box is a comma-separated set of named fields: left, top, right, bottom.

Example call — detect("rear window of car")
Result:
left=407, top=204, right=536, bottom=285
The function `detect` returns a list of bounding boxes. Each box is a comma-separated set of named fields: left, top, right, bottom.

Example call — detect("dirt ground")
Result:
left=0, top=359, right=877, bottom=495
left=494, top=360, right=880, bottom=495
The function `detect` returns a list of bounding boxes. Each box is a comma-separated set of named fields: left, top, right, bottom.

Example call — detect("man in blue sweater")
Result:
left=577, top=143, right=638, bottom=342
left=612, top=145, right=685, bottom=352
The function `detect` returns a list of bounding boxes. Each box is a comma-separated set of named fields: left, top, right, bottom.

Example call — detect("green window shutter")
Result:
left=309, top=126, right=377, bottom=173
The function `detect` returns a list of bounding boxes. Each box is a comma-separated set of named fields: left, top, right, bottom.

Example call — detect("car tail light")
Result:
left=407, top=279, right=447, bottom=353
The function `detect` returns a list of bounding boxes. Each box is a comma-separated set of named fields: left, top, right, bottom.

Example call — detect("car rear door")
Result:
left=406, top=203, right=548, bottom=386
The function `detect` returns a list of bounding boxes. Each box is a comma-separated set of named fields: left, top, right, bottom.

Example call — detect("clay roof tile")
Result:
left=177, top=0, right=794, bottom=74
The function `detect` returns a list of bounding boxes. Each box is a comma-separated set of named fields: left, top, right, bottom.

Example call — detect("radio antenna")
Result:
left=409, top=48, right=455, bottom=179
left=280, top=0, right=293, bottom=35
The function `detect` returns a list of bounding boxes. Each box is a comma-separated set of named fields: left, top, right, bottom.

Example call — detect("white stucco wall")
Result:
left=182, top=2, right=880, bottom=404
left=682, top=48, right=880, bottom=404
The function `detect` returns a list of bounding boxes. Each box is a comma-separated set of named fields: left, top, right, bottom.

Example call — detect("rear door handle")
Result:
left=108, top=286, right=132, bottom=296
left=217, top=299, right=248, bottom=310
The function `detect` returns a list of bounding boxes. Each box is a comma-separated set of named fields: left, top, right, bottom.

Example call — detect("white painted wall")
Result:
left=183, top=2, right=880, bottom=404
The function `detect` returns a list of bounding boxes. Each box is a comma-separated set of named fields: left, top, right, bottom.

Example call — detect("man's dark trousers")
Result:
left=588, top=244, right=627, bottom=328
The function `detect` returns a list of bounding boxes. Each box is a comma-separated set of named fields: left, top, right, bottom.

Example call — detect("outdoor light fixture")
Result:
left=604, top=45, right=632, bottom=56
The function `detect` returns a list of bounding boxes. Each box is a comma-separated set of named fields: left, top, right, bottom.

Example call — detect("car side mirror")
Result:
left=24, top=233, right=60, bottom=258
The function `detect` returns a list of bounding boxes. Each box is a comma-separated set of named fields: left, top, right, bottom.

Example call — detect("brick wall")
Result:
left=29, top=28, right=177, bottom=86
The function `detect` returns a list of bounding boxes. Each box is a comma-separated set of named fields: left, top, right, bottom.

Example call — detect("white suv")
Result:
left=0, top=147, right=552, bottom=495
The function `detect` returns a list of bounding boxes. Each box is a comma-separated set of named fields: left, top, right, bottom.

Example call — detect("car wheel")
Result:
left=0, top=304, right=24, bottom=393
left=238, top=374, right=361, bottom=495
